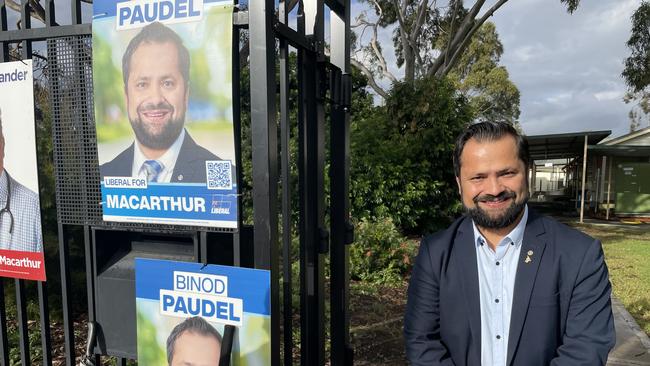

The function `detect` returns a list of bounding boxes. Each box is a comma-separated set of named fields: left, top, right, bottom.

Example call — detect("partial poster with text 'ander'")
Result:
left=136, top=259, right=271, bottom=365
left=93, top=0, right=238, bottom=228
left=0, top=60, right=46, bottom=281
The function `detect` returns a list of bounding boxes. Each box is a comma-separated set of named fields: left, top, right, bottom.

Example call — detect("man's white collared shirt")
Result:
left=132, top=128, right=186, bottom=183
left=472, top=205, right=528, bottom=366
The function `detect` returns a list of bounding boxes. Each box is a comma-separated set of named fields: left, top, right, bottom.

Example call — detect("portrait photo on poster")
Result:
left=0, top=60, right=47, bottom=281
left=93, top=0, right=238, bottom=228
left=135, top=259, right=271, bottom=365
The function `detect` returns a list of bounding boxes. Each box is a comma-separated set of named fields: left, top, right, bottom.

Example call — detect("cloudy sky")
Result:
left=352, top=0, right=639, bottom=140
left=491, top=0, right=638, bottom=140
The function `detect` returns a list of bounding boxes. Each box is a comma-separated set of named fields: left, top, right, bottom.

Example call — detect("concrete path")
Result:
left=608, top=297, right=650, bottom=365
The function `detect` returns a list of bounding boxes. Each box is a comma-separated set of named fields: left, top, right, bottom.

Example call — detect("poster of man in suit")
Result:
left=93, top=0, right=237, bottom=228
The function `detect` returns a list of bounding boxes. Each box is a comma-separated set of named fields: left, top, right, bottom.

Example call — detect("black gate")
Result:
left=0, top=0, right=352, bottom=365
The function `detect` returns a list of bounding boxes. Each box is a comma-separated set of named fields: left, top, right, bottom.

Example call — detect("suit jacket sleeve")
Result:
left=404, top=238, right=456, bottom=366
left=551, top=238, right=615, bottom=366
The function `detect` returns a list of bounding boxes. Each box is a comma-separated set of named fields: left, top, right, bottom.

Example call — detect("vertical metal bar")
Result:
left=278, top=0, right=293, bottom=362
left=45, top=0, right=56, bottom=26
left=0, top=1, right=8, bottom=58
left=300, top=0, right=327, bottom=362
left=59, top=223, right=76, bottom=365
left=16, top=5, right=32, bottom=365
left=16, top=279, right=31, bottom=366
left=20, top=0, right=32, bottom=57
left=232, top=1, right=243, bottom=267
left=200, top=231, right=208, bottom=263
left=298, top=42, right=326, bottom=366
left=249, top=0, right=280, bottom=363
left=580, top=134, right=588, bottom=223
left=0, top=6, right=9, bottom=366
left=0, top=280, right=9, bottom=366
left=84, top=226, right=96, bottom=320
left=38, top=282, right=53, bottom=366
left=330, top=2, right=352, bottom=364
left=72, top=0, right=82, bottom=25
left=606, top=156, right=612, bottom=220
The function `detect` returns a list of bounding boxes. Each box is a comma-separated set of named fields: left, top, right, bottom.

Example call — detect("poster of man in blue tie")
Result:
left=93, top=0, right=238, bottom=228
left=135, top=259, right=271, bottom=365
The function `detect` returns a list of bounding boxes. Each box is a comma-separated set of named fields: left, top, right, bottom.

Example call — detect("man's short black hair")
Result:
left=453, top=121, right=530, bottom=177
left=121, top=21, right=190, bottom=88
left=166, top=316, right=222, bottom=365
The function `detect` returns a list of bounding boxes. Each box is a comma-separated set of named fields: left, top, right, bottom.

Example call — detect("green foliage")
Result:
left=445, top=22, right=520, bottom=125
left=350, top=75, right=470, bottom=233
left=623, top=1, right=650, bottom=93
left=137, top=311, right=167, bottom=365
left=350, top=217, right=417, bottom=284
left=91, top=34, right=126, bottom=128
left=622, top=1, right=650, bottom=130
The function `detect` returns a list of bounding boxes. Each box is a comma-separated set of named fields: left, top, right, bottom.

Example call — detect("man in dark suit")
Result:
left=100, top=22, right=220, bottom=183
left=404, top=122, right=615, bottom=365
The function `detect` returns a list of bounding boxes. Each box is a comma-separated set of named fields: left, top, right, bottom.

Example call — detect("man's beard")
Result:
left=130, top=101, right=185, bottom=150
left=464, top=190, right=528, bottom=229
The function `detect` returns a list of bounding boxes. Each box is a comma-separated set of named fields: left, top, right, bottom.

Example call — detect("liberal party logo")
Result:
left=211, top=195, right=231, bottom=215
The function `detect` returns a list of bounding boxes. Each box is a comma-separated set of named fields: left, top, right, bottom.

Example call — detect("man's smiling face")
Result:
left=456, top=134, right=528, bottom=230
left=125, top=41, right=188, bottom=150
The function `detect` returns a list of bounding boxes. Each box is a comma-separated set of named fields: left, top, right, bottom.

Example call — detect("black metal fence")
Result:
left=0, top=0, right=352, bottom=364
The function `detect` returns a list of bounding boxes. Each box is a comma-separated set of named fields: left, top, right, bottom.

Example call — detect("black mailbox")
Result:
left=92, top=229, right=198, bottom=359
left=89, top=226, right=251, bottom=360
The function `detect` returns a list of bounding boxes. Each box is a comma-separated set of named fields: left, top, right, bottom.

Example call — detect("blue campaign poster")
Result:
left=136, top=258, right=271, bottom=365
left=93, top=0, right=237, bottom=228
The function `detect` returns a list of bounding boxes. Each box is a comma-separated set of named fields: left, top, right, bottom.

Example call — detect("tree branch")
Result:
left=438, top=0, right=509, bottom=76
left=411, top=0, right=431, bottom=44
left=444, top=0, right=461, bottom=66
left=351, top=58, right=390, bottom=99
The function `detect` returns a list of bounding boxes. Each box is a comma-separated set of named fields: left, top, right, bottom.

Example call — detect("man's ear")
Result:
left=455, top=176, right=462, bottom=195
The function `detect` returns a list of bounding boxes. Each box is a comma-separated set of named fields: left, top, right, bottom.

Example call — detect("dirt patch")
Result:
left=350, top=281, right=409, bottom=365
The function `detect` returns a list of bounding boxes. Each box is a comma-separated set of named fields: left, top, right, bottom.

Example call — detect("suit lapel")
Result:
left=454, top=217, right=482, bottom=364
left=171, top=131, right=192, bottom=182
left=507, top=211, right=547, bottom=365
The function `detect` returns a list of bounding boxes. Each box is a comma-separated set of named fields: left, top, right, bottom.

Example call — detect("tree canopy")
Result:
left=622, top=1, right=650, bottom=131
left=353, top=0, right=581, bottom=100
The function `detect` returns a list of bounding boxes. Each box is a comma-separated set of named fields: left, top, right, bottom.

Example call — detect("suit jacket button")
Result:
left=178, top=174, right=184, bottom=181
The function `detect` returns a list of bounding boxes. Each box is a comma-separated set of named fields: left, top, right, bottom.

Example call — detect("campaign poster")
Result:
left=136, top=259, right=271, bottom=365
left=0, top=60, right=46, bottom=281
left=93, top=0, right=238, bottom=228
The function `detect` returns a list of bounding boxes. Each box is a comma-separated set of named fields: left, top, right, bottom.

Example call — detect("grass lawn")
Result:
left=570, top=223, right=650, bottom=336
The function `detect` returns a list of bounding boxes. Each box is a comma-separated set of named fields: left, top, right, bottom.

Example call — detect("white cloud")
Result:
left=492, top=0, right=636, bottom=139
left=594, top=90, right=621, bottom=101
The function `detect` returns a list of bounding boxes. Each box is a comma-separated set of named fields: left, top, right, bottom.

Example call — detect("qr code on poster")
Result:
left=206, top=161, right=232, bottom=190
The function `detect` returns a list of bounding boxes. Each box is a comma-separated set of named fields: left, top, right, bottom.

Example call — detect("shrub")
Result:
left=350, top=217, right=418, bottom=285
left=350, top=76, right=471, bottom=235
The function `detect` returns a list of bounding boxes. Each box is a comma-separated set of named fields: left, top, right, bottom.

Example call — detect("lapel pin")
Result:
left=525, top=250, right=533, bottom=264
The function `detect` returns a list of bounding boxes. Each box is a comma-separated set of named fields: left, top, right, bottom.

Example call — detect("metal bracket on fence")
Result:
left=78, top=321, right=98, bottom=366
